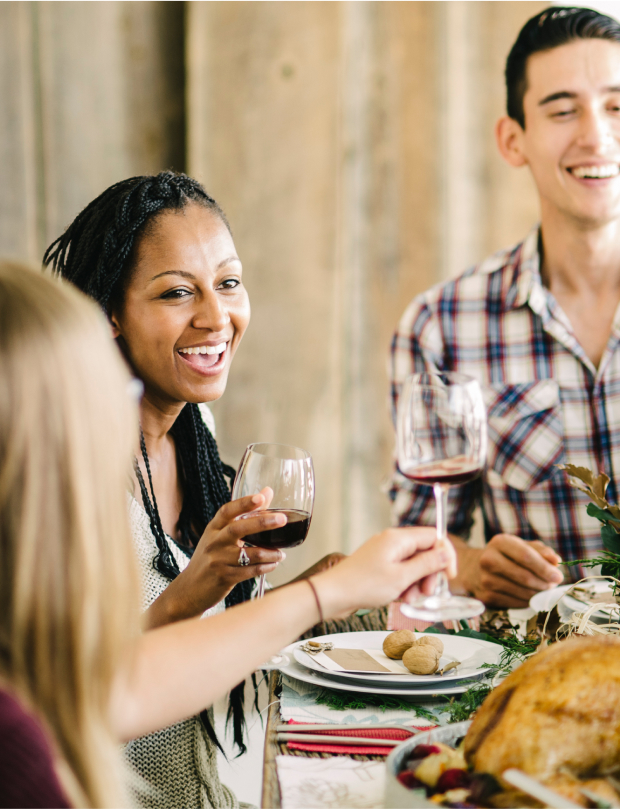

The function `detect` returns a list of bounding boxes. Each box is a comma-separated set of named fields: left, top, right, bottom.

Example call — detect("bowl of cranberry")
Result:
left=385, top=722, right=501, bottom=808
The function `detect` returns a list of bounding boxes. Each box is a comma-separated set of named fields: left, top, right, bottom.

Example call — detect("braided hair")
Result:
left=43, top=171, right=254, bottom=756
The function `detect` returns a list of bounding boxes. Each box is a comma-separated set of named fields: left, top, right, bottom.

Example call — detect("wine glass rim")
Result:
left=245, top=441, right=312, bottom=458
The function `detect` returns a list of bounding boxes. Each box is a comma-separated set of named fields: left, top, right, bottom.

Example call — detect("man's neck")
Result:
left=540, top=204, right=620, bottom=294
left=538, top=203, right=620, bottom=369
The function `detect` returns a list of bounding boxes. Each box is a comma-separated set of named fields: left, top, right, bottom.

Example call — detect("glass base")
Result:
left=258, top=653, right=290, bottom=671
left=400, top=594, right=485, bottom=623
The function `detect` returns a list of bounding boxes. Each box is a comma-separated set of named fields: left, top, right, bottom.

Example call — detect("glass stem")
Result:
left=433, top=483, right=451, bottom=599
left=257, top=573, right=266, bottom=599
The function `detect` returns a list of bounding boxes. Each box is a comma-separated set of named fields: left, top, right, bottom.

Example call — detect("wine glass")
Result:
left=233, top=443, right=314, bottom=599
left=396, top=372, right=487, bottom=622
left=233, top=443, right=314, bottom=668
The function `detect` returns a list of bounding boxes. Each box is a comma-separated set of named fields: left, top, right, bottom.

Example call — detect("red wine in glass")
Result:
left=401, top=455, right=482, bottom=487
left=397, top=372, right=487, bottom=622
left=243, top=509, right=311, bottom=549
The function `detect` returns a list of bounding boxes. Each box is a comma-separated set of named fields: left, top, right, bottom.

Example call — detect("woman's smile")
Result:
left=177, top=340, right=229, bottom=376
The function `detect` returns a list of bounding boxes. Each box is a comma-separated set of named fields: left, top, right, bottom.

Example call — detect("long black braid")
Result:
left=44, top=170, right=255, bottom=756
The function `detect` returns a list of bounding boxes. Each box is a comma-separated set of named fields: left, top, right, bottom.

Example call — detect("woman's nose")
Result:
left=192, top=291, right=230, bottom=332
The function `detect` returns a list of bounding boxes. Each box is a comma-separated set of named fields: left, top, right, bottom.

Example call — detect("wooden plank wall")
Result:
left=0, top=1, right=184, bottom=262
left=187, top=1, right=543, bottom=580
left=0, top=1, right=543, bottom=580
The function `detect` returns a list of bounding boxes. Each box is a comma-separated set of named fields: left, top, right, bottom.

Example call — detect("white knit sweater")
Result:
left=124, top=404, right=238, bottom=809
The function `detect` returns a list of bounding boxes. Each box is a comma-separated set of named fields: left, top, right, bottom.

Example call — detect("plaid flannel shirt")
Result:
left=389, top=226, right=620, bottom=574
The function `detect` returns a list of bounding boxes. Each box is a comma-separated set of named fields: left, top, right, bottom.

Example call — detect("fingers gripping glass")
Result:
left=233, top=442, right=315, bottom=668
left=397, top=372, right=487, bottom=622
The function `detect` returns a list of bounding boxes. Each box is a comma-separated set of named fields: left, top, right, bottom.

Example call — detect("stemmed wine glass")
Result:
left=233, top=442, right=314, bottom=668
left=396, top=372, right=487, bottom=622
left=233, top=443, right=315, bottom=599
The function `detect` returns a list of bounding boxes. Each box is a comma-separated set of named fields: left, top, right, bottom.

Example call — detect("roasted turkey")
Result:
left=464, top=635, right=620, bottom=787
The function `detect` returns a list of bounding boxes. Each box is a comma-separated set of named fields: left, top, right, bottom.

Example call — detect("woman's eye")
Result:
left=219, top=278, right=241, bottom=290
left=161, top=288, right=191, bottom=300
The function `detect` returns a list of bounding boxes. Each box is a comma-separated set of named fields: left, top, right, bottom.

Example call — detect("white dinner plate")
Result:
left=293, top=631, right=500, bottom=687
left=530, top=581, right=620, bottom=622
left=278, top=645, right=476, bottom=697
left=282, top=631, right=500, bottom=694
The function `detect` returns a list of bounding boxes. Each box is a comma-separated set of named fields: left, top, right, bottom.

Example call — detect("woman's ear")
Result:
left=109, top=311, right=122, bottom=340
left=495, top=116, right=528, bottom=168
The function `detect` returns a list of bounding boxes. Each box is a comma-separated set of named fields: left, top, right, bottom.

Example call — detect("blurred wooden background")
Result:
left=0, top=1, right=542, bottom=581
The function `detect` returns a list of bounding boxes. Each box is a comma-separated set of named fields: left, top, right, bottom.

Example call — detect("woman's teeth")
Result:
left=571, top=164, right=619, bottom=179
left=179, top=343, right=226, bottom=355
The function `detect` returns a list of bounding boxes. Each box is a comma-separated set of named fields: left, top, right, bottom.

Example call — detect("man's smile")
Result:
left=567, top=162, right=620, bottom=179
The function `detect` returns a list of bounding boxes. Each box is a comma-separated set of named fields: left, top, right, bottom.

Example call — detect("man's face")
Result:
left=516, top=39, right=620, bottom=225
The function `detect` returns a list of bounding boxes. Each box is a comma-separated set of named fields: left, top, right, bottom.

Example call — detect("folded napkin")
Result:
left=276, top=754, right=385, bottom=809
left=283, top=719, right=432, bottom=756
left=281, top=675, right=439, bottom=727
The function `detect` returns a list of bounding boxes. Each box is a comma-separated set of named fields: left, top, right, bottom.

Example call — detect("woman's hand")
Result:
left=144, top=490, right=287, bottom=628
left=312, top=526, right=453, bottom=620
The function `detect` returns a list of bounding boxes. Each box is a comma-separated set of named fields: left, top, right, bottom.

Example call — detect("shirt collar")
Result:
left=509, top=225, right=543, bottom=311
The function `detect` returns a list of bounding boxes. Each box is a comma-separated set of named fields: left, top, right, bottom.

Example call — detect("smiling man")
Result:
left=390, top=7, right=620, bottom=608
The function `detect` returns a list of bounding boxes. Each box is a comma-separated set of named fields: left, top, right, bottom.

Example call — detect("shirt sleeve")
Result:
left=388, top=294, right=480, bottom=538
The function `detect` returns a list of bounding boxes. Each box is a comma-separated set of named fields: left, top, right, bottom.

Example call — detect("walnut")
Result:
left=402, top=644, right=440, bottom=674
left=417, top=635, right=444, bottom=656
left=382, top=629, right=416, bottom=660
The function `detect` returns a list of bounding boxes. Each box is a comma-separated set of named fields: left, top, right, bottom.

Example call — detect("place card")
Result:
left=311, top=648, right=409, bottom=675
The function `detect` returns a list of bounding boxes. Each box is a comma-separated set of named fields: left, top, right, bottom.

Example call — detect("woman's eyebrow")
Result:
left=149, top=270, right=197, bottom=282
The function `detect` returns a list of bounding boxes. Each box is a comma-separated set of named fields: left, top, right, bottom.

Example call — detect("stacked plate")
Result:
left=530, top=580, right=620, bottom=623
left=278, top=631, right=501, bottom=697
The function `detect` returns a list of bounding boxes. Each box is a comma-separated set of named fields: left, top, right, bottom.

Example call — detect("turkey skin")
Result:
left=464, top=635, right=620, bottom=782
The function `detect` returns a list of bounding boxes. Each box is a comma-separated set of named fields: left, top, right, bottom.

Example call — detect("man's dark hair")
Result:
left=44, top=171, right=253, bottom=757
left=506, top=6, right=620, bottom=128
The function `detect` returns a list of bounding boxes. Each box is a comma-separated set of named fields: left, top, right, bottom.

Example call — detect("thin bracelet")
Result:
left=305, top=578, right=324, bottom=625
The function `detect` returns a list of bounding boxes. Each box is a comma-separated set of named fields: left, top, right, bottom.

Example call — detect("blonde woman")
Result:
left=0, top=260, right=449, bottom=808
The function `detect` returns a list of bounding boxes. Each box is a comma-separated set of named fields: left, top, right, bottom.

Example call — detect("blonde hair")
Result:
left=0, top=261, right=140, bottom=807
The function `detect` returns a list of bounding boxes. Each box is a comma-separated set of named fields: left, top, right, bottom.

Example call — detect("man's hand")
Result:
left=453, top=533, right=563, bottom=608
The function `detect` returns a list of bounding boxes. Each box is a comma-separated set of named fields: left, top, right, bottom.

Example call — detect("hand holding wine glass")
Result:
left=233, top=443, right=314, bottom=598
left=397, top=372, right=487, bottom=622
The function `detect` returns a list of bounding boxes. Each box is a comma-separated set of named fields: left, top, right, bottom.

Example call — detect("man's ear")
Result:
left=495, top=116, right=528, bottom=168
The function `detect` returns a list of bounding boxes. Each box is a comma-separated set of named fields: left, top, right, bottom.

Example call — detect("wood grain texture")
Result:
left=187, top=2, right=542, bottom=578
left=0, top=1, right=184, bottom=261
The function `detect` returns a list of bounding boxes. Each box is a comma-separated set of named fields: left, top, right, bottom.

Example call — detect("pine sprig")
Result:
left=315, top=689, right=440, bottom=723
left=443, top=685, right=491, bottom=723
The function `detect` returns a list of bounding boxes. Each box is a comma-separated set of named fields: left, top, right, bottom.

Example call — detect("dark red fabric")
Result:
left=0, top=690, right=70, bottom=808
left=284, top=719, right=437, bottom=756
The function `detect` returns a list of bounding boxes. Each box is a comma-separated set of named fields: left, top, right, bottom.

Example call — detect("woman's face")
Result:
left=110, top=203, right=250, bottom=408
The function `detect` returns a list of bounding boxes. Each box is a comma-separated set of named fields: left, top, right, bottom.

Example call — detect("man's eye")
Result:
left=161, top=288, right=191, bottom=300
left=551, top=109, right=576, bottom=118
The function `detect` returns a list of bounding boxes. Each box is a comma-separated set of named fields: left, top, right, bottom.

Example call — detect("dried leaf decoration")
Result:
left=558, top=464, right=620, bottom=534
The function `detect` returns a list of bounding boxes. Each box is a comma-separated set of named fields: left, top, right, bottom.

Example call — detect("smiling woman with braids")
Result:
left=43, top=171, right=345, bottom=809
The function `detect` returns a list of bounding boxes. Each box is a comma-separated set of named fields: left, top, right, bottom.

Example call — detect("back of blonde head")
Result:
left=0, top=261, right=140, bottom=807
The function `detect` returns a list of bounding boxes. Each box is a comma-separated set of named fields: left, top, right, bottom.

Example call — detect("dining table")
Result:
left=259, top=605, right=523, bottom=809
left=261, top=606, right=390, bottom=809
